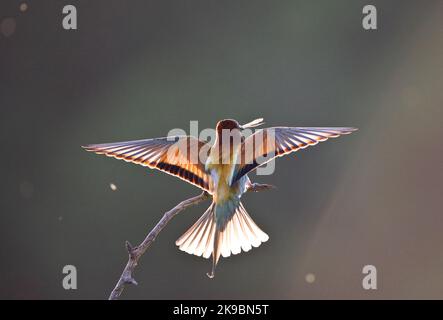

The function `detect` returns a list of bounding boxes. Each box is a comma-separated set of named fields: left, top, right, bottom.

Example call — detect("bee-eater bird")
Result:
left=83, top=119, right=357, bottom=277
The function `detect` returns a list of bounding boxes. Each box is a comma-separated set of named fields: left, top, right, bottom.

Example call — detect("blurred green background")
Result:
left=1, top=0, right=442, bottom=299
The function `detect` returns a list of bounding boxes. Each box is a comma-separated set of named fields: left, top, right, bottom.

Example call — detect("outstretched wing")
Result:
left=232, top=127, right=357, bottom=183
left=83, top=136, right=213, bottom=193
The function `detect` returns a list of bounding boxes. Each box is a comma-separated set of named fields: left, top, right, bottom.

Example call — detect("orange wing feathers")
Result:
left=233, top=127, right=357, bottom=182
left=83, top=136, right=213, bottom=193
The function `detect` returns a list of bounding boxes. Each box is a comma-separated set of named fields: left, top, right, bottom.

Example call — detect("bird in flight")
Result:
left=83, top=118, right=357, bottom=277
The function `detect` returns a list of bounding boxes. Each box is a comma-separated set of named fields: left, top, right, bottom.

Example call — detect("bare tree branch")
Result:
left=108, top=182, right=275, bottom=300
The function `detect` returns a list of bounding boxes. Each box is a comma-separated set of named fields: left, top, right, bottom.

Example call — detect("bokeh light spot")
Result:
left=20, top=3, right=28, bottom=12
left=1, top=18, right=16, bottom=37
left=305, top=273, right=316, bottom=284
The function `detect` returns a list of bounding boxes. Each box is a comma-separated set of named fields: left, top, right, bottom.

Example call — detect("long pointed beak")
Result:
left=240, top=118, right=265, bottom=129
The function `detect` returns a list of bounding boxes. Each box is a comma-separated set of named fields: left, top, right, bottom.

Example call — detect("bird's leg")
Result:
left=247, top=182, right=276, bottom=192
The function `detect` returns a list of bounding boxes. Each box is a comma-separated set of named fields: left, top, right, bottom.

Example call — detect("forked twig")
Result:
left=108, top=183, right=275, bottom=300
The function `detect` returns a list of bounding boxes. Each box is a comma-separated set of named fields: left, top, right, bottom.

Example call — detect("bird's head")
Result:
left=216, top=118, right=265, bottom=133
left=216, top=119, right=241, bottom=133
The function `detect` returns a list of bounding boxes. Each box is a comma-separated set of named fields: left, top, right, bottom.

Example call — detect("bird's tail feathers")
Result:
left=175, top=200, right=268, bottom=278
left=175, top=203, right=217, bottom=259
